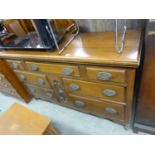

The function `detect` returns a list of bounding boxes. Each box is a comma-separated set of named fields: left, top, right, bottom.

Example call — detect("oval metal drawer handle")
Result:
left=74, top=100, right=85, bottom=108
left=69, top=84, right=80, bottom=91
left=103, top=89, right=117, bottom=97
left=12, top=63, right=19, bottom=69
left=63, top=68, right=73, bottom=76
left=19, top=75, right=26, bottom=81
left=37, top=79, right=45, bottom=86
left=46, top=92, right=53, bottom=98
left=105, top=107, right=117, bottom=114
left=31, top=64, right=38, bottom=71
left=97, top=72, right=112, bottom=81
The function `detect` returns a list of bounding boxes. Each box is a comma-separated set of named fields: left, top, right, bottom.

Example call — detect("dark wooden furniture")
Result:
left=0, top=30, right=143, bottom=126
left=0, top=59, right=32, bottom=102
left=0, top=103, right=58, bottom=135
left=134, top=21, right=155, bottom=134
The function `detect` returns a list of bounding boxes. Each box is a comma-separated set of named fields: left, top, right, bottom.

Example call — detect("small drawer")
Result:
left=0, top=73, right=5, bottom=81
left=26, top=84, right=57, bottom=103
left=69, top=95, right=125, bottom=121
left=0, top=74, right=13, bottom=88
left=63, top=78, right=125, bottom=102
left=86, top=67, right=126, bottom=83
left=0, top=86, right=21, bottom=99
left=0, top=81, right=12, bottom=88
left=14, top=70, right=51, bottom=89
left=6, top=60, right=25, bottom=70
left=25, top=61, right=80, bottom=77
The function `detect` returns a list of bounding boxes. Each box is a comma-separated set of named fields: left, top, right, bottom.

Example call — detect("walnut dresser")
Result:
left=0, top=30, right=143, bottom=126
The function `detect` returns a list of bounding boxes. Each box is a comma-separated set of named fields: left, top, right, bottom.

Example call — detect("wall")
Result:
left=76, top=19, right=145, bottom=32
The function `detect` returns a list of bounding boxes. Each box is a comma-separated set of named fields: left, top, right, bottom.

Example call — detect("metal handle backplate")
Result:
left=63, top=68, right=73, bottom=76
left=12, top=63, right=19, bottom=69
left=29, top=87, right=35, bottom=94
left=37, top=79, right=45, bottom=86
left=46, top=92, right=53, bottom=98
left=97, top=72, right=112, bottom=81
left=103, top=89, right=117, bottom=97
left=53, top=80, right=68, bottom=103
left=69, top=84, right=80, bottom=91
left=31, top=64, right=38, bottom=71
left=105, top=107, right=117, bottom=114
left=19, top=75, right=26, bottom=81
left=74, top=100, right=85, bottom=108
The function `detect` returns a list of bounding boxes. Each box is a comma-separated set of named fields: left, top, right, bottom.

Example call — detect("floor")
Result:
left=0, top=93, right=147, bottom=135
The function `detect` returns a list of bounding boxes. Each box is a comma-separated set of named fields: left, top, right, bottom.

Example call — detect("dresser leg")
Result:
left=132, top=128, right=139, bottom=134
left=124, top=124, right=131, bottom=130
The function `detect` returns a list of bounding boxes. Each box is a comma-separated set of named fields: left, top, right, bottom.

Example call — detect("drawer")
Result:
left=69, top=95, right=125, bottom=121
left=14, top=70, right=51, bottom=89
left=25, top=61, right=80, bottom=77
left=0, top=86, right=21, bottom=99
left=26, top=84, right=57, bottom=103
left=86, top=67, right=126, bottom=83
left=63, top=78, right=125, bottom=102
left=0, top=81, right=12, bottom=88
left=0, top=73, right=4, bottom=79
left=0, top=74, right=13, bottom=88
left=6, top=60, right=25, bottom=70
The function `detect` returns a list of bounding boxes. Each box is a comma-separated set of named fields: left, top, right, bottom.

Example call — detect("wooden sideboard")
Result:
left=0, top=30, right=143, bottom=126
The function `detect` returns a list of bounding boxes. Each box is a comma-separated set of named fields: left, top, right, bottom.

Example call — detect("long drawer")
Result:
left=63, top=78, right=125, bottom=103
left=14, top=70, right=51, bottom=89
left=86, top=66, right=126, bottom=83
left=25, top=61, right=80, bottom=77
left=69, top=95, right=125, bottom=121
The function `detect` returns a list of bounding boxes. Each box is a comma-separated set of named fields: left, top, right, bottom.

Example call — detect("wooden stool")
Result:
left=0, top=103, right=58, bottom=135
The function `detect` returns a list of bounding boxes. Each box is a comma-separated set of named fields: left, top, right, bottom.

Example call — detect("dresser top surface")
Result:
left=0, top=30, right=142, bottom=68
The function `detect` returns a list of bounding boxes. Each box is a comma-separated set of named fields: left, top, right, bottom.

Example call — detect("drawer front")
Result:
left=69, top=95, right=125, bottom=121
left=63, top=78, right=125, bottom=102
left=25, top=61, right=80, bottom=77
left=0, top=81, right=12, bottom=88
left=86, top=67, right=126, bottom=83
left=26, top=84, right=57, bottom=103
left=6, top=60, right=25, bottom=70
left=0, top=74, right=14, bottom=89
left=14, top=70, right=51, bottom=89
left=0, top=73, right=4, bottom=79
left=0, top=86, right=21, bottom=99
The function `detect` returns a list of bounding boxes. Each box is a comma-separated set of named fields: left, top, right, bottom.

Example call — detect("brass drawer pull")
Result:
left=105, top=107, right=117, bottom=114
left=103, top=89, right=117, bottom=97
left=69, top=84, right=80, bottom=91
left=37, top=79, right=45, bottom=86
left=97, top=72, right=112, bottom=81
left=46, top=92, right=53, bottom=98
left=11, top=63, right=19, bottom=69
left=63, top=68, right=73, bottom=76
left=19, top=75, right=26, bottom=81
left=31, top=64, right=38, bottom=71
left=74, top=100, right=85, bottom=108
